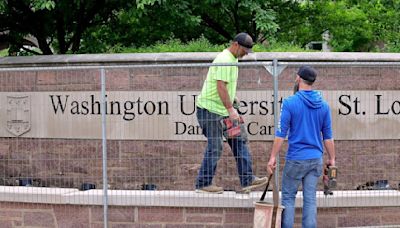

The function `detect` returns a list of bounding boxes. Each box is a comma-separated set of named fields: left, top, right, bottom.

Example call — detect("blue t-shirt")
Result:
left=276, top=90, right=333, bottom=160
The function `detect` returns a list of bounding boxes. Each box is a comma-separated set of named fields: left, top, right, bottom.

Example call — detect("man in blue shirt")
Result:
left=267, top=66, right=336, bottom=228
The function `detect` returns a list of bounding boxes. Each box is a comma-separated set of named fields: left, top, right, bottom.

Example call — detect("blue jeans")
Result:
left=281, top=158, right=322, bottom=228
left=195, top=107, right=254, bottom=189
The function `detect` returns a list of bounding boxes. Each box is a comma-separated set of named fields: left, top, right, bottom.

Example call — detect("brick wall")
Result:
left=1, top=138, right=399, bottom=191
left=0, top=64, right=399, bottom=191
left=0, top=202, right=399, bottom=227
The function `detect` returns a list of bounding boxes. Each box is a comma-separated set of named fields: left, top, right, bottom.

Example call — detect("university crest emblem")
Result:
left=6, top=96, right=31, bottom=136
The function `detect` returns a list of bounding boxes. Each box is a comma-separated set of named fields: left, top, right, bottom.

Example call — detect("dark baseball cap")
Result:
left=233, top=32, right=253, bottom=53
left=297, top=65, right=317, bottom=82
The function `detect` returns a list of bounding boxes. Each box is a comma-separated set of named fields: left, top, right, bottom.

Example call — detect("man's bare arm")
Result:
left=323, top=139, right=336, bottom=166
left=217, top=80, right=239, bottom=119
left=267, top=137, right=285, bottom=174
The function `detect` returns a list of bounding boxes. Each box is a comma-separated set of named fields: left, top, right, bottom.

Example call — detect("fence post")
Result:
left=272, top=59, right=280, bottom=206
left=100, top=68, right=109, bottom=228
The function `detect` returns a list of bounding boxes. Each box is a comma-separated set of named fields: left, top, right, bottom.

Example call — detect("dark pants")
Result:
left=195, top=107, right=254, bottom=189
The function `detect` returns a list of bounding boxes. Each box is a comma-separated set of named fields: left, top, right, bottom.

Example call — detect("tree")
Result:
left=0, top=0, right=133, bottom=54
left=276, top=0, right=400, bottom=52
left=78, top=0, right=203, bottom=53
left=185, top=0, right=279, bottom=43
left=79, top=0, right=280, bottom=52
left=1, top=0, right=399, bottom=54
left=134, top=0, right=397, bottom=51
left=355, top=0, right=400, bottom=51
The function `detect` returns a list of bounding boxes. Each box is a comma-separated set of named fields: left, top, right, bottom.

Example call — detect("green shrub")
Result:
left=384, top=42, right=400, bottom=53
left=112, top=37, right=309, bottom=53
left=0, top=38, right=311, bottom=57
left=255, top=42, right=308, bottom=52
left=113, top=36, right=223, bottom=53
left=0, top=49, right=8, bottom=57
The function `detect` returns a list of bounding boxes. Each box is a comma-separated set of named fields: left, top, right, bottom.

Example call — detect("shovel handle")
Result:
left=260, top=173, right=273, bottom=201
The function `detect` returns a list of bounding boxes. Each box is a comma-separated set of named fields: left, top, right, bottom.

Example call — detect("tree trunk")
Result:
left=35, top=34, right=52, bottom=55
left=56, top=12, right=67, bottom=54
left=200, top=14, right=231, bottom=41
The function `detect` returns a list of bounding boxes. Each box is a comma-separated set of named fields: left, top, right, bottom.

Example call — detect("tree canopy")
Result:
left=0, top=0, right=399, bottom=55
left=0, top=0, right=133, bottom=54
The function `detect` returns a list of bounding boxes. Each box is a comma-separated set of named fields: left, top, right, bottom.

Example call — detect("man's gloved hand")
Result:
left=228, top=107, right=240, bottom=120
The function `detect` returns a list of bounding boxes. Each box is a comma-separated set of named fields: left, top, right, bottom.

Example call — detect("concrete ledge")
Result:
left=0, top=186, right=399, bottom=208
left=1, top=52, right=400, bottom=67
left=0, top=186, right=78, bottom=204
left=316, top=190, right=400, bottom=208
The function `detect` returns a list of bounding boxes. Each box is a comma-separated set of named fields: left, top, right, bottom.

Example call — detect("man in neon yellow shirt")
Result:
left=195, top=33, right=268, bottom=193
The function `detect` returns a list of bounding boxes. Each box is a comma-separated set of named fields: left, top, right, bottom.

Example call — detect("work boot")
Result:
left=195, top=185, right=224, bottom=194
left=242, top=176, right=268, bottom=192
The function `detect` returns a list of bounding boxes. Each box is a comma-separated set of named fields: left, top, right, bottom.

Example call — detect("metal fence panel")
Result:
left=0, top=61, right=399, bottom=227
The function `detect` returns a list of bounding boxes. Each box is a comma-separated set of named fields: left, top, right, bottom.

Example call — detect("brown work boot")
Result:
left=242, top=176, right=268, bottom=192
left=195, top=185, right=224, bottom=194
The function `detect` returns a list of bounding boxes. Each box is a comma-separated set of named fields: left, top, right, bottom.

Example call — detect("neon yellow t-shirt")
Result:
left=197, top=49, right=238, bottom=116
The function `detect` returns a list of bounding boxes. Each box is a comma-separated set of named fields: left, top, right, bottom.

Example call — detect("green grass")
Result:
left=0, top=49, right=8, bottom=57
